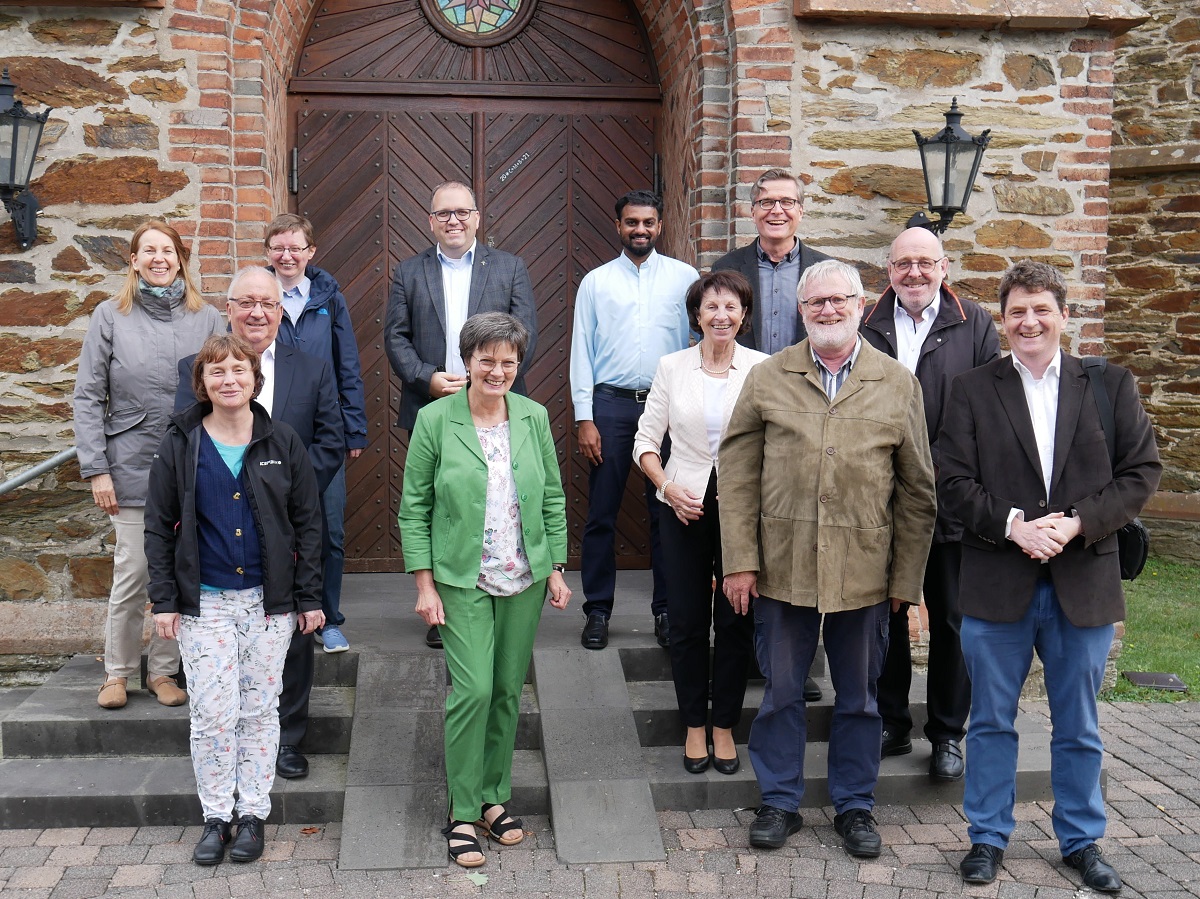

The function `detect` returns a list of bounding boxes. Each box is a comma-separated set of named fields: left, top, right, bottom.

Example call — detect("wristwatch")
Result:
left=552, top=564, right=566, bottom=574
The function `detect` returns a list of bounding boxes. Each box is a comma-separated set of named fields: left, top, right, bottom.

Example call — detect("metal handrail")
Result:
left=0, top=447, right=77, bottom=496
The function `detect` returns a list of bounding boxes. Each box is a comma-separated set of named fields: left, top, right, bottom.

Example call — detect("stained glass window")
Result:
left=435, top=0, right=520, bottom=35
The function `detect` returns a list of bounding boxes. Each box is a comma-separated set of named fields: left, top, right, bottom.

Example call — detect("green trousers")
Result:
left=439, top=578, right=545, bottom=824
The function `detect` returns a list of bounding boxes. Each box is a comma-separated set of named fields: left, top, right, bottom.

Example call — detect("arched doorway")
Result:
left=289, top=0, right=664, bottom=571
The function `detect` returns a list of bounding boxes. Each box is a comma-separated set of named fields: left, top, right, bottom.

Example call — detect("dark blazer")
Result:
left=175, top=343, right=345, bottom=494
left=938, top=353, right=1161, bottom=627
left=384, top=243, right=538, bottom=431
left=710, top=239, right=832, bottom=350
left=861, top=284, right=1001, bottom=542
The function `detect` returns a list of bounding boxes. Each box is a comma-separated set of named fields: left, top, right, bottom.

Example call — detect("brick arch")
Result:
left=170, top=0, right=785, bottom=289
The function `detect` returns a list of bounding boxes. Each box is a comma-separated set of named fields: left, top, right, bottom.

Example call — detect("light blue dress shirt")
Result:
left=570, top=250, right=698, bottom=421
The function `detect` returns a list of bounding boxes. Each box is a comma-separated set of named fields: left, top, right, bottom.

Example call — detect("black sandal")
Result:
left=477, top=803, right=525, bottom=846
left=441, top=820, right=486, bottom=868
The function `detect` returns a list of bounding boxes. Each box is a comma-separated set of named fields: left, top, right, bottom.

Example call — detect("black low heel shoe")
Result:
left=683, top=752, right=710, bottom=774
left=228, top=816, right=264, bottom=863
left=193, top=819, right=231, bottom=866
left=712, top=754, right=740, bottom=775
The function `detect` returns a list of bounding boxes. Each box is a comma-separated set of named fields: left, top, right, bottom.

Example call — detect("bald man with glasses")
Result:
left=385, top=179, right=538, bottom=648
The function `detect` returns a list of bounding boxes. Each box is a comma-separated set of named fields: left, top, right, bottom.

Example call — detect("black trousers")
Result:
left=278, top=628, right=315, bottom=747
left=658, top=471, right=753, bottom=729
left=877, top=540, right=970, bottom=743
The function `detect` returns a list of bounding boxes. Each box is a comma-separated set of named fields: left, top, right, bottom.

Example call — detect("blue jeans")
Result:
left=748, top=596, right=888, bottom=814
left=321, top=464, right=346, bottom=627
left=961, top=579, right=1113, bottom=856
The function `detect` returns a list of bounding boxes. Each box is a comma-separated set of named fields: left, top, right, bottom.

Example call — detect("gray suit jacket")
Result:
left=711, top=240, right=832, bottom=351
left=385, top=243, right=538, bottom=431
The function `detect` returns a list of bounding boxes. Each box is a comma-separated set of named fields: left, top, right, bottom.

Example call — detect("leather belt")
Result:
left=595, top=383, right=650, bottom=403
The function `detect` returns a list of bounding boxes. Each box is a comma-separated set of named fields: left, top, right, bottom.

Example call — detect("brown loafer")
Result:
left=98, top=677, right=128, bottom=709
left=148, top=675, right=188, bottom=707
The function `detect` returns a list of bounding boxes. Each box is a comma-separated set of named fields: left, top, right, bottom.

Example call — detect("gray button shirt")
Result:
left=756, top=239, right=802, bottom=355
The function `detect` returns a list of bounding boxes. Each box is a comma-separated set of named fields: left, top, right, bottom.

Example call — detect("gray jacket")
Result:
left=73, top=294, right=224, bottom=507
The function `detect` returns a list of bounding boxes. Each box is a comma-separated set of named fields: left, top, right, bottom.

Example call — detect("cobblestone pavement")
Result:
left=1, top=702, right=1197, bottom=899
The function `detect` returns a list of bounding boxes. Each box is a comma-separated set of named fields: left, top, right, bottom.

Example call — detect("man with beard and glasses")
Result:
left=720, top=258, right=936, bottom=857
left=861, top=227, right=1000, bottom=782
left=385, top=179, right=538, bottom=650
left=570, top=189, right=698, bottom=651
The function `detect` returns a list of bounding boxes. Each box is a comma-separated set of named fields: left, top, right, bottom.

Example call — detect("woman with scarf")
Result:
left=73, top=220, right=224, bottom=710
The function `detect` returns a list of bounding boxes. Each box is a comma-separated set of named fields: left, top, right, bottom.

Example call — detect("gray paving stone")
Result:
left=337, top=785, right=445, bottom=870
left=549, top=779, right=664, bottom=863
left=344, top=710, right=443, bottom=787
left=353, top=653, right=445, bottom=712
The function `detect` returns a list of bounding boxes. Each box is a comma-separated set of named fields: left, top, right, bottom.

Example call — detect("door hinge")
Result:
left=289, top=147, right=299, bottom=195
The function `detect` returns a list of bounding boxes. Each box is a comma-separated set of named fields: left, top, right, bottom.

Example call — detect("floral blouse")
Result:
left=476, top=421, right=534, bottom=596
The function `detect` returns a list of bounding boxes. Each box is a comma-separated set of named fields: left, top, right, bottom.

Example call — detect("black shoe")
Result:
left=425, top=625, right=443, bottom=649
left=1064, top=843, right=1123, bottom=893
left=749, top=805, right=802, bottom=849
left=193, top=819, right=231, bottom=866
left=834, top=808, right=882, bottom=858
left=654, top=613, right=670, bottom=649
left=929, top=740, right=964, bottom=780
left=581, top=613, right=608, bottom=650
left=712, top=753, right=740, bottom=776
left=802, top=676, right=822, bottom=702
left=960, top=843, right=1004, bottom=884
left=228, top=816, right=265, bottom=863
left=275, top=744, right=308, bottom=779
left=881, top=726, right=913, bottom=758
left=683, top=752, right=710, bottom=774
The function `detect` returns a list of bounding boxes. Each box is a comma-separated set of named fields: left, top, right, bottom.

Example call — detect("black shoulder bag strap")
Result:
left=1080, top=356, right=1116, bottom=465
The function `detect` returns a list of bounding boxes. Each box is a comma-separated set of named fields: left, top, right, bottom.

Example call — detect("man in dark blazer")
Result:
left=711, top=168, right=832, bottom=353
left=939, top=260, right=1161, bottom=892
left=861, top=227, right=1000, bottom=782
left=384, top=179, right=538, bottom=648
left=176, top=265, right=344, bottom=783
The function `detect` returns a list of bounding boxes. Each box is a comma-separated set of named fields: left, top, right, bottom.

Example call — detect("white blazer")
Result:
left=633, top=343, right=769, bottom=499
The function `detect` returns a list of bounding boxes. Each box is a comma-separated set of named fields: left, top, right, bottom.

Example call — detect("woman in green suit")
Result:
left=399, top=312, right=571, bottom=868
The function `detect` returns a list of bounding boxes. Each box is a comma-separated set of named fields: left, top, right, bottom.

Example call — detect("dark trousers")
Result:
left=580, top=389, right=667, bottom=619
left=749, top=597, right=888, bottom=814
left=877, top=540, right=970, bottom=743
left=277, top=629, right=314, bottom=747
left=659, top=471, right=753, bottom=729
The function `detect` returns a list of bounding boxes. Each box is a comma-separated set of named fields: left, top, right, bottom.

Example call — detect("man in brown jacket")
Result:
left=720, top=259, right=937, bottom=857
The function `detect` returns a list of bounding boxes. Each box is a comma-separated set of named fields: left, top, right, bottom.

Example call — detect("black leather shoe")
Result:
left=834, top=808, right=882, bottom=858
left=425, top=625, right=443, bottom=649
left=193, top=819, right=231, bottom=866
left=275, top=744, right=308, bottom=779
left=712, top=753, right=740, bottom=775
left=683, top=752, right=710, bottom=774
left=960, top=843, right=1004, bottom=884
left=881, top=726, right=913, bottom=758
left=654, top=613, right=670, bottom=649
left=228, top=816, right=265, bottom=863
left=1065, top=843, right=1122, bottom=893
left=803, top=676, right=822, bottom=702
left=581, top=613, right=608, bottom=650
left=929, top=740, right=964, bottom=780
left=749, top=805, right=802, bottom=849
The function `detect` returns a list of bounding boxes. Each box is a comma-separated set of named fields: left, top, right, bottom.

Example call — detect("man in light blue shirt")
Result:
left=570, top=190, right=698, bottom=650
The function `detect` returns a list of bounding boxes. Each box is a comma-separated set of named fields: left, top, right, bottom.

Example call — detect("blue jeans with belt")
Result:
left=961, top=578, right=1113, bottom=856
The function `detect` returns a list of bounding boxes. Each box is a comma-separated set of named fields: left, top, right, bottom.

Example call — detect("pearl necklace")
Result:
left=699, top=343, right=733, bottom=375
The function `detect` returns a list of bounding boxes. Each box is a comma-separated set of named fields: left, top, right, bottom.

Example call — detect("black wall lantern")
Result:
left=0, top=68, right=52, bottom=251
left=909, top=98, right=991, bottom=235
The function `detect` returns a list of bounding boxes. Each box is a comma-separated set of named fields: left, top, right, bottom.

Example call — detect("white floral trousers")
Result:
left=178, top=587, right=295, bottom=822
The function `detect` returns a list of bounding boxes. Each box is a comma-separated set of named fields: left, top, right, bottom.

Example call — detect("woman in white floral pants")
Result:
left=145, top=332, right=325, bottom=867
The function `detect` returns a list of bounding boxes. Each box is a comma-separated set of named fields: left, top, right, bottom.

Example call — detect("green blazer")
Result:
left=398, top=387, right=567, bottom=588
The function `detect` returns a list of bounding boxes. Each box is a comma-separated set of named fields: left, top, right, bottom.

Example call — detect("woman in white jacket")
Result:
left=73, top=220, right=224, bottom=710
left=633, top=270, right=768, bottom=774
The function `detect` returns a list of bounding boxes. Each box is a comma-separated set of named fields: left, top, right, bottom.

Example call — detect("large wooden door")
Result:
left=294, top=101, right=658, bottom=570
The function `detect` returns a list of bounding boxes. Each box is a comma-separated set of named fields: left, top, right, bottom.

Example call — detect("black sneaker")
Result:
left=748, top=805, right=802, bottom=849
left=834, top=808, right=882, bottom=858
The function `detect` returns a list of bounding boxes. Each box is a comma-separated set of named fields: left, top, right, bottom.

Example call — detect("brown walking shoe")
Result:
left=98, top=677, right=127, bottom=709
left=148, top=675, right=188, bottom=707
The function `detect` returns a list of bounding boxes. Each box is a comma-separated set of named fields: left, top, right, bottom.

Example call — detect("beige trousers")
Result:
left=104, top=506, right=180, bottom=681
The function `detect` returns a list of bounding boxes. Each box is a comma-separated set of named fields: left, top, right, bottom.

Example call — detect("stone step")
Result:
left=617, top=644, right=826, bottom=683
left=1, top=653, right=355, bottom=759
left=0, top=754, right=347, bottom=829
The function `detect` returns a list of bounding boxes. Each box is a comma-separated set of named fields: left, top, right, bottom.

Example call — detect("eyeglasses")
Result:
left=888, top=257, right=944, bottom=274
left=753, top=197, right=799, bottom=211
left=232, top=298, right=282, bottom=312
left=267, top=245, right=310, bottom=257
left=432, top=208, right=477, bottom=222
left=472, top=356, right=518, bottom=373
left=802, top=295, right=855, bottom=311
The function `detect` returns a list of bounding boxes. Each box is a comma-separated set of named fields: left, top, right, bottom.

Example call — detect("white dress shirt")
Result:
left=1005, top=349, right=1062, bottom=537
left=257, top=341, right=277, bottom=417
left=893, top=293, right=941, bottom=374
left=281, top=275, right=311, bottom=325
left=439, top=240, right=476, bottom=377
